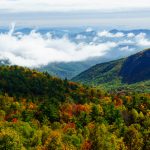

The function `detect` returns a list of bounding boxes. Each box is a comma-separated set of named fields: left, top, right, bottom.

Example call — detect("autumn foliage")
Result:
left=0, top=66, right=149, bottom=149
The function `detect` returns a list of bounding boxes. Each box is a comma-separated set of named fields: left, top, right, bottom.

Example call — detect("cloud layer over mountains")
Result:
left=0, top=25, right=150, bottom=67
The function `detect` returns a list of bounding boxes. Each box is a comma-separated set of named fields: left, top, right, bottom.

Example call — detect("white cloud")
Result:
left=120, top=46, right=134, bottom=52
left=0, top=27, right=117, bottom=67
left=0, top=25, right=149, bottom=68
left=136, top=37, right=150, bottom=47
left=0, top=0, right=150, bottom=12
left=127, top=33, right=135, bottom=38
left=86, top=27, right=93, bottom=32
left=135, top=33, right=147, bottom=39
left=134, top=32, right=150, bottom=46
left=97, top=30, right=124, bottom=38
left=76, top=34, right=86, bottom=40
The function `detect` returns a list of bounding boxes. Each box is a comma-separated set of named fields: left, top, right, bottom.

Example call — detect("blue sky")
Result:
left=0, top=0, right=150, bottom=28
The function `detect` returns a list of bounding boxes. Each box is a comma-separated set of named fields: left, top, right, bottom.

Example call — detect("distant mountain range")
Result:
left=0, top=27, right=150, bottom=79
left=37, top=57, right=112, bottom=79
left=72, top=48, right=150, bottom=87
left=36, top=28, right=150, bottom=79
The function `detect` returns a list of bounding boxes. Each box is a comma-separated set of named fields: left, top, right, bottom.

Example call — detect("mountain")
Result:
left=0, top=65, right=150, bottom=149
left=36, top=28, right=150, bottom=79
left=120, top=49, right=150, bottom=83
left=38, top=61, right=91, bottom=79
left=38, top=57, right=112, bottom=79
left=110, top=29, right=150, bottom=36
left=1, top=27, right=150, bottom=79
left=72, top=49, right=150, bottom=87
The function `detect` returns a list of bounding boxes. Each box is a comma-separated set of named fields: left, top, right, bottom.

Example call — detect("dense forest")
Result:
left=0, top=66, right=150, bottom=149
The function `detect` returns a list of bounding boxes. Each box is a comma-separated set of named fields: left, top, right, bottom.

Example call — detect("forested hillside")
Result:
left=120, top=49, right=150, bottom=83
left=72, top=49, right=150, bottom=92
left=0, top=66, right=149, bottom=149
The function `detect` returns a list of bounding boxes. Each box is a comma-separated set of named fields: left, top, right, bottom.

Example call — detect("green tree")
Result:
left=124, top=125, right=143, bottom=150
left=0, top=128, right=23, bottom=150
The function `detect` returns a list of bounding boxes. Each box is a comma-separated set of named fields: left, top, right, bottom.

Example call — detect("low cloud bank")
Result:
left=0, top=26, right=150, bottom=67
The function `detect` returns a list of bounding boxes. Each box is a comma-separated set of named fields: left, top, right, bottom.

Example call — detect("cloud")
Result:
left=138, top=39, right=150, bottom=46
left=0, top=0, right=150, bottom=13
left=135, top=33, right=147, bottom=39
left=86, top=27, right=93, bottom=32
left=0, top=26, right=117, bottom=67
left=8, top=22, right=16, bottom=36
left=1, top=1, right=150, bottom=28
left=127, top=33, right=135, bottom=38
left=76, top=34, right=86, bottom=40
left=119, top=32, right=150, bottom=48
left=97, top=30, right=124, bottom=38
left=0, top=25, right=150, bottom=68
left=120, top=46, right=135, bottom=52
left=133, top=32, right=150, bottom=46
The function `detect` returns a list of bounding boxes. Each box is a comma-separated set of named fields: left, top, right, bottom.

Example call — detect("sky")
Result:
left=0, top=0, right=150, bottom=28
left=0, top=0, right=150, bottom=67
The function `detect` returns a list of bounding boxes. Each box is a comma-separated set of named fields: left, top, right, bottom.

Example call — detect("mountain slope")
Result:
left=120, top=49, right=150, bottom=83
left=38, top=61, right=92, bottom=79
left=72, top=59, right=124, bottom=85
left=38, top=57, right=111, bottom=79
left=0, top=64, right=150, bottom=149
left=72, top=49, right=150, bottom=85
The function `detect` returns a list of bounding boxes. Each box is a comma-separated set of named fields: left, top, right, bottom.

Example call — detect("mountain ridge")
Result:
left=72, top=48, right=150, bottom=86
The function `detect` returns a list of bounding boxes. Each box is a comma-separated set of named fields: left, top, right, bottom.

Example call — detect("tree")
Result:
left=131, top=109, right=139, bottom=123
left=124, top=125, right=143, bottom=150
left=0, top=128, right=23, bottom=150
left=90, top=105, right=103, bottom=122
left=0, top=110, right=5, bottom=121
left=40, top=100, right=60, bottom=122
left=44, top=131, right=63, bottom=150
left=90, top=124, right=126, bottom=150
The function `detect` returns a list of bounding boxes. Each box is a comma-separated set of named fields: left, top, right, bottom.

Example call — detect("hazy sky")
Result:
left=0, top=0, right=150, bottom=28
left=0, top=0, right=150, bottom=67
